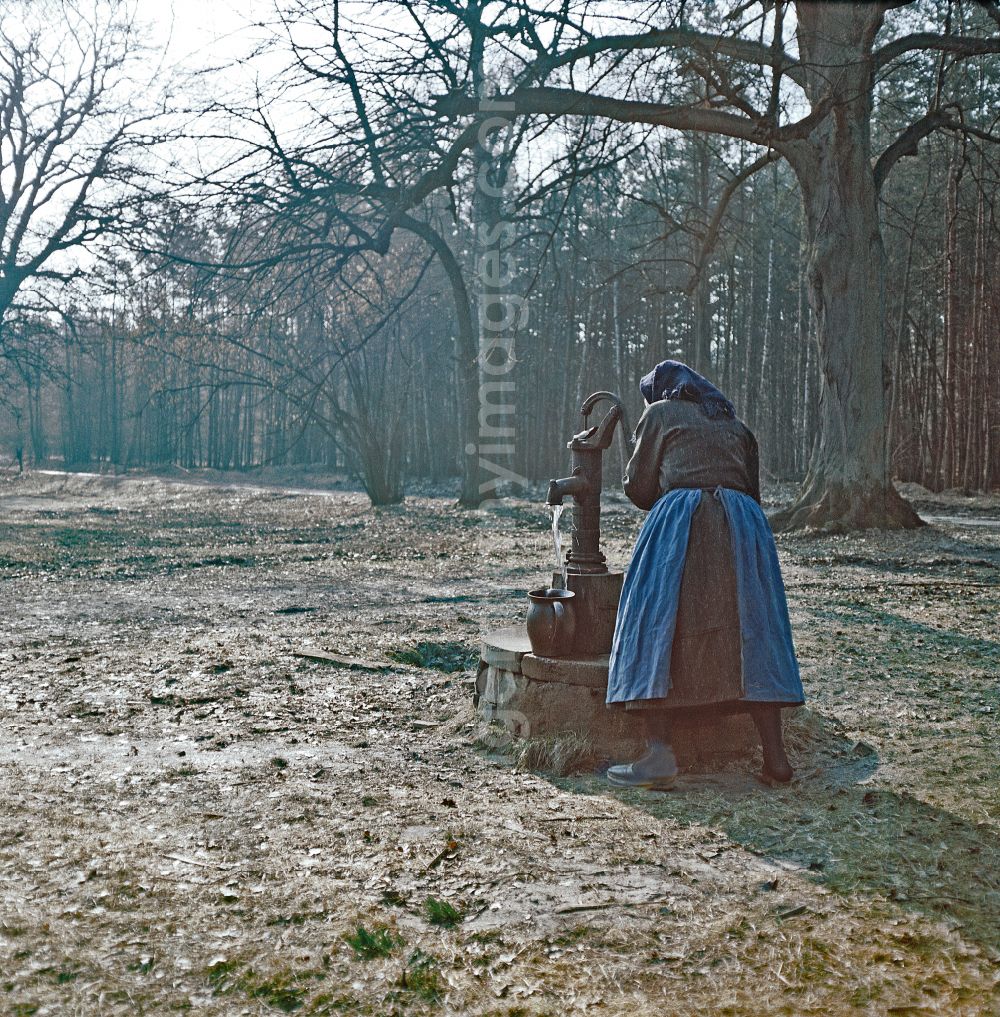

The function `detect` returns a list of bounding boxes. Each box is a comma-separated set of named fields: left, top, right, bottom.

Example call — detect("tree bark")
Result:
left=399, top=215, right=482, bottom=505
left=771, top=2, right=923, bottom=531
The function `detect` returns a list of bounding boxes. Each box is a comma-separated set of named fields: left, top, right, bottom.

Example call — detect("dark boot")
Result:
left=749, top=704, right=793, bottom=784
left=606, top=738, right=678, bottom=790
left=606, top=713, right=678, bottom=790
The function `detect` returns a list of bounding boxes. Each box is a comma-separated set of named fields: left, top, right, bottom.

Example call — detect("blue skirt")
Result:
left=606, top=488, right=804, bottom=706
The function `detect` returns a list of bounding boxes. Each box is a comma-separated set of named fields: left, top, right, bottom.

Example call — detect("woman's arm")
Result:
left=622, top=408, right=667, bottom=510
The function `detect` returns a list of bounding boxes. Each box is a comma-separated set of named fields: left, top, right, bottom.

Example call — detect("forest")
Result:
left=1, top=0, right=997, bottom=521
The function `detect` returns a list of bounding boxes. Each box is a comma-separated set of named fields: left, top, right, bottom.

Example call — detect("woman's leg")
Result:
left=641, top=710, right=671, bottom=749
left=748, top=704, right=792, bottom=783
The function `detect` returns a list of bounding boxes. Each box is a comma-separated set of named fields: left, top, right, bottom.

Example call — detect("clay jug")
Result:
left=526, top=588, right=576, bottom=658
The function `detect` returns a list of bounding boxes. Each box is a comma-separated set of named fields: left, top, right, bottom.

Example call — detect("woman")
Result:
left=606, top=360, right=804, bottom=790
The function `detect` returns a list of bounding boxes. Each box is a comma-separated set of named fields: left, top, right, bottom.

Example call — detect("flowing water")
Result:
left=549, top=504, right=568, bottom=590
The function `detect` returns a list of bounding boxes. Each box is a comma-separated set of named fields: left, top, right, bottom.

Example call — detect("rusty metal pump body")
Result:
left=544, top=392, right=625, bottom=656
left=546, top=391, right=624, bottom=575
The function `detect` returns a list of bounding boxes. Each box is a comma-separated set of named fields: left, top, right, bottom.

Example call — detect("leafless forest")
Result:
left=1, top=1, right=998, bottom=517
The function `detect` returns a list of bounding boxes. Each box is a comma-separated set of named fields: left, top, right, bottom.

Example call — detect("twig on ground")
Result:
left=161, top=853, right=222, bottom=870
left=555, top=897, right=673, bottom=915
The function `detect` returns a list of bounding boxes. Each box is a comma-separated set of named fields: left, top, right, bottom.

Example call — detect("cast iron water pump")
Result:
left=542, top=393, right=626, bottom=656
left=546, top=391, right=624, bottom=574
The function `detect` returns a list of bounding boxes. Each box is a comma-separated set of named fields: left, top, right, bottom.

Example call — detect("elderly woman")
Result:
left=606, top=360, right=804, bottom=790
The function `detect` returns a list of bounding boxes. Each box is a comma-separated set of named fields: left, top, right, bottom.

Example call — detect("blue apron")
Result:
left=606, top=487, right=803, bottom=705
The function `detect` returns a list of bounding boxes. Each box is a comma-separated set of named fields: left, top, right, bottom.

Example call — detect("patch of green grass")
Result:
left=387, top=641, right=476, bottom=673
left=424, top=897, right=463, bottom=928
left=207, top=959, right=322, bottom=1013
left=401, top=949, right=443, bottom=1002
left=271, top=756, right=289, bottom=770
left=552, top=924, right=591, bottom=947
left=195, top=555, right=256, bottom=567
left=266, top=910, right=330, bottom=928
left=207, top=958, right=242, bottom=988
left=51, top=527, right=122, bottom=548
left=345, top=923, right=399, bottom=959
left=250, top=977, right=309, bottom=1013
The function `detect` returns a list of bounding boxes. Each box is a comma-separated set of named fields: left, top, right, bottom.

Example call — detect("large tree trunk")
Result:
left=689, top=134, right=713, bottom=375
left=772, top=2, right=923, bottom=531
left=399, top=215, right=483, bottom=505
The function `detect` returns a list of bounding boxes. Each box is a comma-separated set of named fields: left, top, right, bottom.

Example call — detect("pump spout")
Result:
left=546, top=472, right=589, bottom=506
left=572, top=392, right=623, bottom=451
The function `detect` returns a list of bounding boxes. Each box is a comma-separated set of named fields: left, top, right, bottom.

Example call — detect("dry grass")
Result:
left=0, top=470, right=997, bottom=1015
left=514, top=731, right=600, bottom=777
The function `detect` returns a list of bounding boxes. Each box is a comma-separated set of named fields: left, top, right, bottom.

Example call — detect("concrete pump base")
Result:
left=477, top=625, right=758, bottom=770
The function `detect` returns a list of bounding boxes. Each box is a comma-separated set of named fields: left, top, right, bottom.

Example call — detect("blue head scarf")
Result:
left=639, top=360, right=735, bottom=420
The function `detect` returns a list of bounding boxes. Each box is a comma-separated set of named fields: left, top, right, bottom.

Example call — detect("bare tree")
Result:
left=20, top=0, right=995, bottom=509
left=178, top=0, right=632, bottom=504
left=435, top=0, right=1000, bottom=529
left=0, top=0, right=163, bottom=333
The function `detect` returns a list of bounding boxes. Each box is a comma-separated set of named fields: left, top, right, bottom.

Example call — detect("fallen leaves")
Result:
left=0, top=473, right=996, bottom=1015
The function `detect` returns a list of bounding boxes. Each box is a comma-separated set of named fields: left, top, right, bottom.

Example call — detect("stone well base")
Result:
left=477, top=625, right=757, bottom=770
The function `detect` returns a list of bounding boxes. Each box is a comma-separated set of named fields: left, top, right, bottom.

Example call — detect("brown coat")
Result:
left=620, top=400, right=760, bottom=710
left=623, top=399, right=759, bottom=510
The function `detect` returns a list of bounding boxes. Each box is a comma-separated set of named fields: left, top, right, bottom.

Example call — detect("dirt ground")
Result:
left=0, top=469, right=997, bottom=1016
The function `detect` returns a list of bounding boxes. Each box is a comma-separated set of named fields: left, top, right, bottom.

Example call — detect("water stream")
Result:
left=549, top=504, right=568, bottom=590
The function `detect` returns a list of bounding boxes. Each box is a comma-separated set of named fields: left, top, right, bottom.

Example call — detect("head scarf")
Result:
left=639, top=359, right=735, bottom=420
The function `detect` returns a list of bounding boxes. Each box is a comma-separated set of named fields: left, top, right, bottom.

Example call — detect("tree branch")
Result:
left=524, top=25, right=806, bottom=88
left=874, top=31, right=1000, bottom=71
left=434, top=86, right=828, bottom=148
left=687, top=149, right=781, bottom=292
left=973, top=1, right=1000, bottom=30
left=874, top=107, right=1000, bottom=190
left=873, top=110, right=950, bottom=190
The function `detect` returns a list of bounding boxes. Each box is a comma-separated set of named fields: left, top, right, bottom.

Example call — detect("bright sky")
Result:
left=144, top=0, right=349, bottom=153
left=149, top=0, right=265, bottom=73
